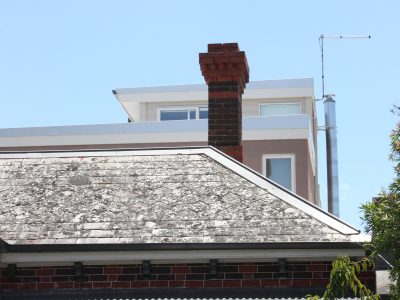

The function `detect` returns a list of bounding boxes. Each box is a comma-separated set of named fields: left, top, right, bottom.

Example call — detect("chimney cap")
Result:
left=199, top=43, right=249, bottom=90
left=208, top=43, right=240, bottom=53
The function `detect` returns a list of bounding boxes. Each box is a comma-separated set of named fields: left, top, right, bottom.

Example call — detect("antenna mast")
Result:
left=319, top=34, right=371, bottom=99
left=318, top=34, right=371, bottom=217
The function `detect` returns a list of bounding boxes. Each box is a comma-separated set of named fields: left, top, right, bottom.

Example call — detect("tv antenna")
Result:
left=319, top=34, right=371, bottom=100
left=318, top=34, right=371, bottom=217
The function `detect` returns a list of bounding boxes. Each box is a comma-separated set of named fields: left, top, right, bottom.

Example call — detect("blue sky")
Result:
left=1, top=0, right=399, bottom=229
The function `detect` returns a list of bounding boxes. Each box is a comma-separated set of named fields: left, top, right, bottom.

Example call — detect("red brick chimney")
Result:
left=199, top=43, right=249, bottom=162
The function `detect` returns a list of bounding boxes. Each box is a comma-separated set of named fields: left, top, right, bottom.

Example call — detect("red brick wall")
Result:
left=207, top=83, right=243, bottom=148
left=0, top=261, right=375, bottom=291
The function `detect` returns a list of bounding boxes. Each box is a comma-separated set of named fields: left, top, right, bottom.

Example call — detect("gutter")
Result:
left=0, top=242, right=364, bottom=253
left=0, top=238, right=8, bottom=252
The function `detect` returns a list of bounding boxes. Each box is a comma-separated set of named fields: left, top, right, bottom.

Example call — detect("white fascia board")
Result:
left=114, top=83, right=207, bottom=95
left=117, top=90, right=208, bottom=104
left=0, top=113, right=313, bottom=144
left=113, top=79, right=315, bottom=104
left=116, top=87, right=314, bottom=104
left=244, top=87, right=314, bottom=100
left=114, top=79, right=314, bottom=95
left=0, top=147, right=358, bottom=236
left=0, top=132, right=207, bottom=147
left=0, top=129, right=310, bottom=147
left=248, top=78, right=314, bottom=89
left=1, top=248, right=364, bottom=266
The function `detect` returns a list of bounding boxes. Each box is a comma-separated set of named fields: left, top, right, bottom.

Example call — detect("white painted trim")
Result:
left=0, top=132, right=207, bottom=146
left=0, top=115, right=313, bottom=148
left=259, top=102, right=302, bottom=116
left=113, top=79, right=315, bottom=104
left=0, top=147, right=359, bottom=235
left=0, top=128, right=311, bottom=148
left=262, top=153, right=296, bottom=193
left=114, top=79, right=314, bottom=95
left=116, top=87, right=314, bottom=105
left=0, top=248, right=365, bottom=266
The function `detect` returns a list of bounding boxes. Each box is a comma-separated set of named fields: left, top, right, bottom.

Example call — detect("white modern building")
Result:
left=0, top=78, right=319, bottom=204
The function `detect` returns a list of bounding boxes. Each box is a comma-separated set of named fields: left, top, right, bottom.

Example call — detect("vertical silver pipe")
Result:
left=324, top=95, right=339, bottom=216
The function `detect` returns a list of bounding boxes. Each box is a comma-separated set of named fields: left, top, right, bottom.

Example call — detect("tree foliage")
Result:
left=362, top=105, right=400, bottom=298
left=306, top=256, right=380, bottom=300
left=307, top=107, right=400, bottom=299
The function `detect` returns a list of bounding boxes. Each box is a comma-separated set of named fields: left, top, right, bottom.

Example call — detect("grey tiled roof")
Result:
left=0, top=151, right=350, bottom=245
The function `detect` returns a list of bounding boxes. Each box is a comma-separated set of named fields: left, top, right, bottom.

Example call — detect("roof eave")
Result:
left=1, top=241, right=364, bottom=253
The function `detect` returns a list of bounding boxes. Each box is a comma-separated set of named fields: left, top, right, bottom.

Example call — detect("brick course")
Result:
left=0, top=261, right=375, bottom=291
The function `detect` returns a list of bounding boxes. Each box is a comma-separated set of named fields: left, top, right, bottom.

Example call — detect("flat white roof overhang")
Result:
left=114, top=79, right=315, bottom=103
left=0, top=115, right=312, bottom=146
left=0, top=115, right=316, bottom=173
left=114, top=79, right=315, bottom=121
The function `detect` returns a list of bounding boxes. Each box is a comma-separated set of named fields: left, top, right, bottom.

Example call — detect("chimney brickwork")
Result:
left=199, top=43, right=249, bottom=162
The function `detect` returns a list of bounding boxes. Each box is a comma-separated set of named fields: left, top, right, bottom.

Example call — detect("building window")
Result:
left=262, top=154, right=295, bottom=192
left=158, top=106, right=208, bottom=121
left=260, top=103, right=302, bottom=116
left=199, top=107, right=208, bottom=119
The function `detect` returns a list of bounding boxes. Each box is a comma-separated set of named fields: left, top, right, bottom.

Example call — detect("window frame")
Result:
left=259, top=102, right=302, bottom=116
left=262, top=153, right=296, bottom=192
left=157, top=106, right=208, bottom=121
